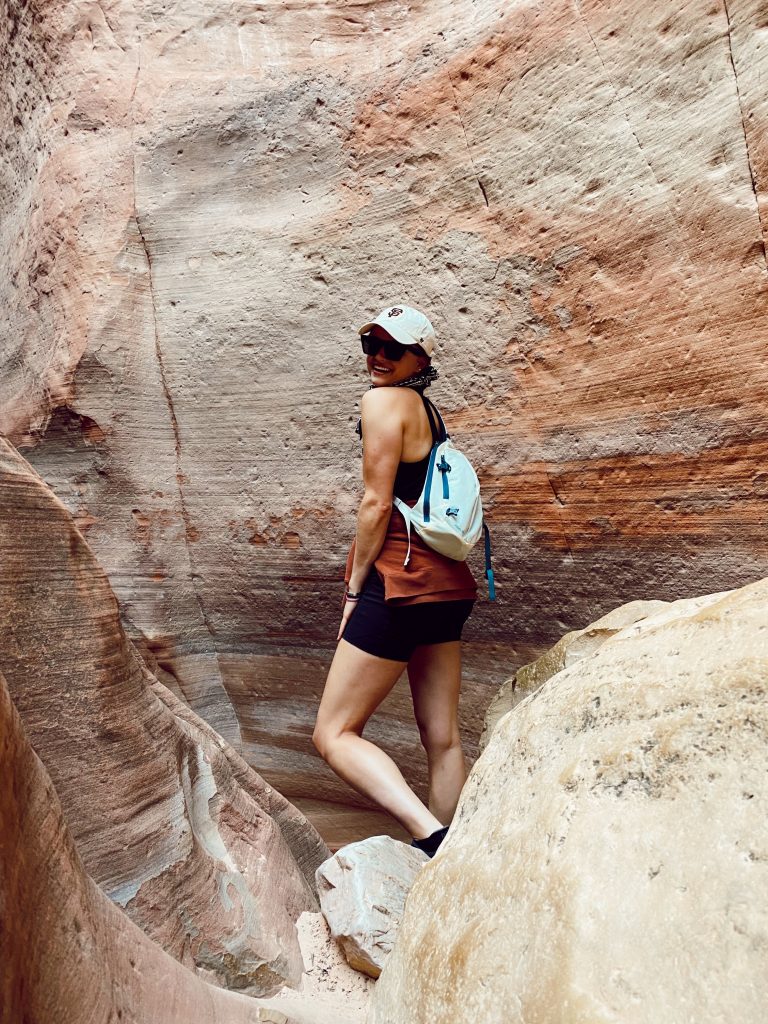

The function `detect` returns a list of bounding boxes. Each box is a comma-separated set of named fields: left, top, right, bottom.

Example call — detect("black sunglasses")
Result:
left=361, top=332, right=424, bottom=361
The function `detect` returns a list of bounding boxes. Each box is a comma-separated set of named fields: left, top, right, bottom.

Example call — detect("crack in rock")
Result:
left=447, top=68, right=489, bottom=209
left=722, top=0, right=768, bottom=274
left=129, top=47, right=220, bottom=655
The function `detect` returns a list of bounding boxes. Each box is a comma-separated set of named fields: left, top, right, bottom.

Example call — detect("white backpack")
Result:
left=393, top=397, right=495, bottom=599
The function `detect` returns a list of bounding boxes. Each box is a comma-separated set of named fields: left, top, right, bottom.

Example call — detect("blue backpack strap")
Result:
left=483, top=521, right=496, bottom=601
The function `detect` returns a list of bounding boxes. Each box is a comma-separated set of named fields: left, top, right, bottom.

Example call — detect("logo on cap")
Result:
left=387, top=307, right=403, bottom=317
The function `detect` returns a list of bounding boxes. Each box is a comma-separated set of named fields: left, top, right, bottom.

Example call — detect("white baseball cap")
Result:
left=358, top=304, right=436, bottom=357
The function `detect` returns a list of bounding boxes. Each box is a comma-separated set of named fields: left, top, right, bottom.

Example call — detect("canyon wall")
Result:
left=0, top=661, right=295, bottom=1024
left=0, top=435, right=330, bottom=994
left=2, top=0, right=767, bottom=831
left=0, top=655, right=365, bottom=1024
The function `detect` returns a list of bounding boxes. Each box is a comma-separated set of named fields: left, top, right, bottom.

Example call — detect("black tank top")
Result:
left=393, top=395, right=441, bottom=501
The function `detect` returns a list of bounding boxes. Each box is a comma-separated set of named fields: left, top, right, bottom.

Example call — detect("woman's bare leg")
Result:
left=313, top=638, right=443, bottom=840
left=407, top=641, right=467, bottom=824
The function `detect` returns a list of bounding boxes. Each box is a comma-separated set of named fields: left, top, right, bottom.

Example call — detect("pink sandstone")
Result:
left=0, top=435, right=329, bottom=995
left=0, top=665, right=365, bottom=1024
left=1, top=0, right=767, bottom=843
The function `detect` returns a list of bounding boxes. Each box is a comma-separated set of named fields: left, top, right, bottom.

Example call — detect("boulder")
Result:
left=0, top=436, right=329, bottom=995
left=317, top=836, right=428, bottom=978
left=371, top=579, right=768, bottom=1023
left=480, top=598, right=669, bottom=748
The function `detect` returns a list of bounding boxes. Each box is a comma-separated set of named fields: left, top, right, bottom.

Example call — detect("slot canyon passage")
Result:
left=1, top=0, right=767, bottom=1021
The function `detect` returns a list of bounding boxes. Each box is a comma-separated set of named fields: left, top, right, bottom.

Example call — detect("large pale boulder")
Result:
left=3, top=0, right=768, bottom=843
left=0, top=436, right=328, bottom=995
left=371, top=579, right=768, bottom=1023
left=480, top=598, right=669, bottom=748
left=317, top=836, right=428, bottom=978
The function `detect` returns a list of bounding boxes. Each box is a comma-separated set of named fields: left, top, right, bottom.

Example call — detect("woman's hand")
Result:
left=337, top=595, right=358, bottom=641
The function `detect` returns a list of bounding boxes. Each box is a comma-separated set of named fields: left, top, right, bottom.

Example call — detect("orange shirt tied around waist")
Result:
left=344, top=499, right=477, bottom=606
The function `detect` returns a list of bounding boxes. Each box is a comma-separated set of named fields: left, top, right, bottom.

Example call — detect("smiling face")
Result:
left=366, top=324, right=430, bottom=386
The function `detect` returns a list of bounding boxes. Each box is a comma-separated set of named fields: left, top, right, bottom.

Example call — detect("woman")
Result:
left=312, top=304, right=477, bottom=858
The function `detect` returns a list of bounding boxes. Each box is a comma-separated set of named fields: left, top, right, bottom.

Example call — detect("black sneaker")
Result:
left=410, top=825, right=449, bottom=858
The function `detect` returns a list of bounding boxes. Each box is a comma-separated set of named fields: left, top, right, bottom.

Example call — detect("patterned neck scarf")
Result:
left=355, top=366, right=440, bottom=438
left=383, top=365, right=439, bottom=392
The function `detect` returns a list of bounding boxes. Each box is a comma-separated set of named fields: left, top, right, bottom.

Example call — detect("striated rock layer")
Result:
left=2, top=0, right=768, bottom=827
left=0, top=436, right=329, bottom=995
left=0, top=663, right=263, bottom=1024
left=0, top=665, right=366, bottom=1024
left=370, top=578, right=768, bottom=1022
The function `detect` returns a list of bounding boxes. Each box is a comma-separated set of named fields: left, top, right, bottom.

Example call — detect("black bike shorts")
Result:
left=342, top=569, right=475, bottom=662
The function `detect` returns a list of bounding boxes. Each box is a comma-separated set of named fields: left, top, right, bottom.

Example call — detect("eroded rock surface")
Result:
left=0, top=665, right=278, bottom=1024
left=317, top=836, right=428, bottom=978
left=480, top=597, right=669, bottom=748
left=371, top=579, right=768, bottom=1023
left=2, top=662, right=366, bottom=1024
left=2, top=0, right=768, bottom=836
left=0, top=436, right=329, bottom=995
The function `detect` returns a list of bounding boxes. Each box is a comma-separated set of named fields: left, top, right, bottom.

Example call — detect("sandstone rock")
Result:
left=0, top=664, right=278, bottom=1024
left=3, top=0, right=768, bottom=843
left=480, top=598, right=669, bottom=748
left=1, top=659, right=362, bottom=1024
left=0, top=436, right=329, bottom=995
left=291, top=798, right=412, bottom=854
left=371, top=579, right=768, bottom=1023
left=317, top=836, right=429, bottom=978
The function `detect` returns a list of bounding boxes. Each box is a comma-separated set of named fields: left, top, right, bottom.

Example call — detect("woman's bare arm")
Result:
left=347, top=387, right=405, bottom=593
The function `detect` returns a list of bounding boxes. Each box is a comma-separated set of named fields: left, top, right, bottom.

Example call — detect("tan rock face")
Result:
left=2, top=0, right=768, bottom=825
left=480, top=597, right=669, bottom=748
left=0, top=437, right=329, bottom=995
left=371, top=579, right=768, bottom=1023
left=316, top=836, right=428, bottom=978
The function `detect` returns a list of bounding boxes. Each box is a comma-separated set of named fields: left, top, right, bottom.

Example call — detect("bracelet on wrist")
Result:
left=345, top=588, right=362, bottom=601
